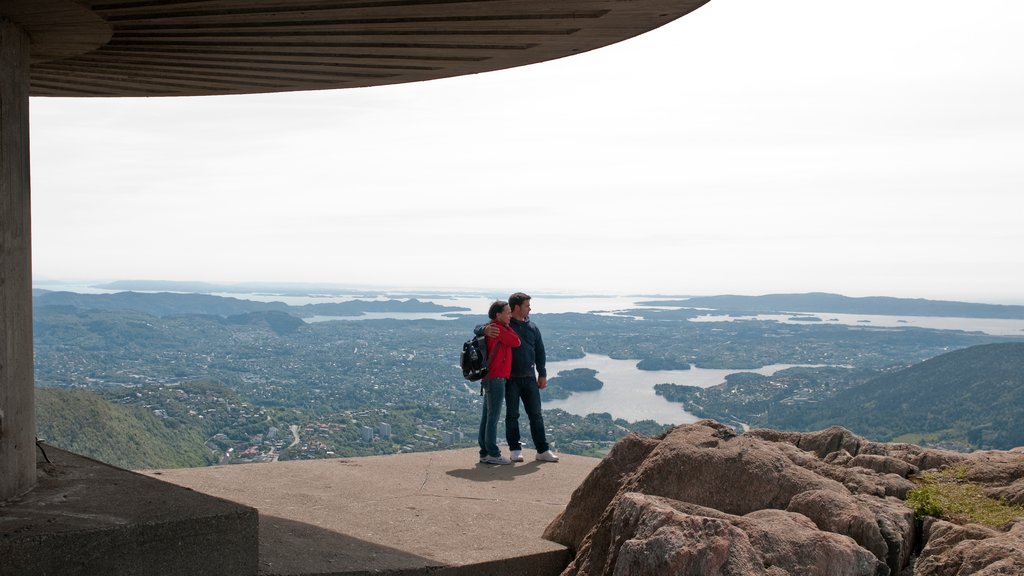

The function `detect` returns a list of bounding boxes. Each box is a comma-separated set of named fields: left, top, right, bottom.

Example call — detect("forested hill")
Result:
left=36, top=387, right=216, bottom=469
left=640, top=293, right=1024, bottom=319
left=785, top=342, right=1024, bottom=449
left=32, top=290, right=468, bottom=318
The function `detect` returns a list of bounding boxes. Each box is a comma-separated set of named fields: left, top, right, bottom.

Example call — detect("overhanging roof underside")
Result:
left=4, top=0, right=709, bottom=97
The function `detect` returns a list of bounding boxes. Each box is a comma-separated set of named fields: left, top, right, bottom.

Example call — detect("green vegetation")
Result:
left=777, top=343, right=1024, bottom=449
left=907, top=465, right=1024, bottom=528
left=543, top=368, right=603, bottom=400
left=36, top=387, right=216, bottom=469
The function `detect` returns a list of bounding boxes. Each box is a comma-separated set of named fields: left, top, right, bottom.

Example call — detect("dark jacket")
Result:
left=475, top=317, right=546, bottom=378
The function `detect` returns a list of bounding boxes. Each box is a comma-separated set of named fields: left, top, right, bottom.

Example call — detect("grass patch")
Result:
left=907, top=465, right=1024, bottom=529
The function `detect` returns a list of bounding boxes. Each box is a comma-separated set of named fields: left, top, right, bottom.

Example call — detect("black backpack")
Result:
left=460, top=335, right=490, bottom=384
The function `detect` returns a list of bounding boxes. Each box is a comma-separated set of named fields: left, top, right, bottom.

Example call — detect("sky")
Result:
left=28, top=0, right=1024, bottom=304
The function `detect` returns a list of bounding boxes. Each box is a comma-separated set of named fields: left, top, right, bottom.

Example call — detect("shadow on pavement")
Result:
left=444, top=461, right=543, bottom=482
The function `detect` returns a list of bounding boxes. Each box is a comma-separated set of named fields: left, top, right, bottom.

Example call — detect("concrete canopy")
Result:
left=1, top=0, right=710, bottom=504
left=4, top=0, right=709, bottom=97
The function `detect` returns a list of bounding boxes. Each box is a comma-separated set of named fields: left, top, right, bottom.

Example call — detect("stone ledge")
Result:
left=0, top=445, right=259, bottom=576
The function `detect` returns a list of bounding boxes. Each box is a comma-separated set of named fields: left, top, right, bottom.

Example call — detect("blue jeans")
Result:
left=478, top=378, right=506, bottom=458
left=505, top=376, right=549, bottom=454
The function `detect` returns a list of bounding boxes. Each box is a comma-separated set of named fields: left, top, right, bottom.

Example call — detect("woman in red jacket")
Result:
left=478, top=300, right=521, bottom=465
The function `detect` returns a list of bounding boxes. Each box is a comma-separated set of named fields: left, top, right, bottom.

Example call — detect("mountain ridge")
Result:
left=33, top=290, right=469, bottom=318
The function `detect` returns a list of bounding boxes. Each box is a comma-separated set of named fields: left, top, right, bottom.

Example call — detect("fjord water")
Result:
left=300, top=294, right=1024, bottom=335
left=543, top=353, right=821, bottom=425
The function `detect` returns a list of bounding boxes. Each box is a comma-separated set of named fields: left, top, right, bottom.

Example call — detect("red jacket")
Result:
left=486, top=321, right=521, bottom=379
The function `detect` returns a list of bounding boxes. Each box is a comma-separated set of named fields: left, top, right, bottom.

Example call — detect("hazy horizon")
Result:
left=31, top=276, right=1024, bottom=306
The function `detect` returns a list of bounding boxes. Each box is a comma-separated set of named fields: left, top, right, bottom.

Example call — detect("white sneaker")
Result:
left=511, top=450, right=524, bottom=462
left=536, top=450, right=560, bottom=463
left=481, top=455, right=512, bottom=465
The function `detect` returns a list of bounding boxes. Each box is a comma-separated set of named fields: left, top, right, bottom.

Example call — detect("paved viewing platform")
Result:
left=145, top=447, right=599, bottom=575
left=2, top=445, right=599, bottom=575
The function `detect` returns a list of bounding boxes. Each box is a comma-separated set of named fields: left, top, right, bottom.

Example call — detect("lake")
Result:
left=543, top=353, right=823, bottom=425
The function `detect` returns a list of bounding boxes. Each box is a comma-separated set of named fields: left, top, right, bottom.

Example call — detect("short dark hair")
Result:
left=488, top=300, right=509, bottom=320
left=508, top=292, right=531, bottom=310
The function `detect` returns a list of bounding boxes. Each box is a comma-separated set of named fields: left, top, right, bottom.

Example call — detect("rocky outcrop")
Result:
left=561, top=493, right=884, bottom=576
left=544, top=432, right=663, bottom=550
left=545, top=420, right=1024, bottom=576
left=987, top=478, right=1024, bottom=506
left=914, top=518, right=1024, bottom=575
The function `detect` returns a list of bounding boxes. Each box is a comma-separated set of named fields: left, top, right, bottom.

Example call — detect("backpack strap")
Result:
left=480, top=339, right=501, bottom=395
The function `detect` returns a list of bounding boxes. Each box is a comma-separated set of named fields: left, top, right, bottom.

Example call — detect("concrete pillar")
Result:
left=0, top=17, right=35, bottom=501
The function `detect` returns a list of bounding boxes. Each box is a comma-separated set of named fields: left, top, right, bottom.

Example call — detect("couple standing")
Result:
left=477, top=292, right=559, bottom=465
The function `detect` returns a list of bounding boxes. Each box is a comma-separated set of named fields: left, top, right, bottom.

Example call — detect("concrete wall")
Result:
left=0, top=17, right=35, bottom=501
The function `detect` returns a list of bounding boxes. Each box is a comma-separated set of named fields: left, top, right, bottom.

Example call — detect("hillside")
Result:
left=36, top=387, right=216, bottom=469
left=786, top=342, right=1024, bottom=449
left=34, top=290, right=286, bottom=317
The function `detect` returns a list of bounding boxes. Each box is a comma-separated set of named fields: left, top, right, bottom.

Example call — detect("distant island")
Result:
left=543, top=368, right=604, bottom=401
left=91, top=280, right=476, bottom=301
left=638, top=292, right=1024, bottom=319
left=32, top=290, right=469, bottom=318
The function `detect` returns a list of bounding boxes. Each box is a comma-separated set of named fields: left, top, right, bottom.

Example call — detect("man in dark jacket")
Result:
left=481, top=292, right=558, bottom=463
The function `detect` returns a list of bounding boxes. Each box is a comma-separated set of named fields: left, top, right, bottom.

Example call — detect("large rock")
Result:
left=751, top=427, right=965, bottom=474
left=786, top=489, right=915, bottom=574
left=613, top=421, right=847, bottom=516
left=986, top=477, right=1024, bottom=506
left=561, top=493, right=768, bottom=576
left=561, top=493, right=885, bottom=576
left=737, top=508, right=885, bottom=576
left=859, top=441, right=966, bottom=472
left=772, top=442, right=915, bottom=499
left=849, top=454, right=919, bottom=478
left=914, top=518, right=1024, bottom=575
left=546, top=421, right=1024, bottom=576
left=959, top=450, right=1024, bottom=486
left=543, top=432, right=662, bottom=550
left=787, top=490, right=890, bottom=563
left=748, top=426, right=865, bottom=459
